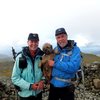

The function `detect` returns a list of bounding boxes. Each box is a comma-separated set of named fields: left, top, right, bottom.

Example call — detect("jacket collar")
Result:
left=22, top=46, right=44, bottom=58
left=57, top=40, right=76, bottom=51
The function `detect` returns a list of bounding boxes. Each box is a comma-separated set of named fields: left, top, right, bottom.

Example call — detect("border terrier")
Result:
left=39, top=43, right=55, bottom=83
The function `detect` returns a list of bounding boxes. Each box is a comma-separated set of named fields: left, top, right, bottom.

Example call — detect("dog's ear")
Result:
left=42, top=44, right=46, bottom=52
left=42, top=47, right=45, bottom=53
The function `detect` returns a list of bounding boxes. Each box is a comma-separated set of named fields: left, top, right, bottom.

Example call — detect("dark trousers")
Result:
left=48, top=84, right=75, bottom=100
left=19, top=92, right=42, bottom=100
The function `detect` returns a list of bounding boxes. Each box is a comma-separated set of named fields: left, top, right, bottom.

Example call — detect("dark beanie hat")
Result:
left=28, top=33, right=39, bottom=41
left=55, top=28, right=67, bottom=36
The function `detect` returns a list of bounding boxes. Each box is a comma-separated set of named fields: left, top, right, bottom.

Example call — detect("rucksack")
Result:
left=12, top=47, right=27, bottom=69
left=12, top=47, right=27, bottom=91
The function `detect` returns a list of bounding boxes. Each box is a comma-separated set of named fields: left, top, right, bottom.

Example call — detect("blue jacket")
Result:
left=11, top=47, right=44, bottom=97
left=50, top=40, right=81, bottom=87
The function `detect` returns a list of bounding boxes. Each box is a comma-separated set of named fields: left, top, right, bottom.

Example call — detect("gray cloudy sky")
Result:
left=0, top=0, right=100, bottom=55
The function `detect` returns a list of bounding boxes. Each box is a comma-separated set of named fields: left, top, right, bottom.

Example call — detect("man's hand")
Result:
left=48, top=60, right=54, bottom=67
left=31, top=81, right=44, bottom=90
left=37, top=80, right=44, bottom=90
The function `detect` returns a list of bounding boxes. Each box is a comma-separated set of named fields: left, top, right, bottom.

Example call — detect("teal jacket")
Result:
left=11, top=47, right=44, bottom=97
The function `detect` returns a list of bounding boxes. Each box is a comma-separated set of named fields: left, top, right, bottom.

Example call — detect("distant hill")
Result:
left=0, top=52, right=100, bottom=66
left=80, top=46, right=100, bottom=57
left=0, top=53, right=100, bottom=64
left=82, top=53, right=100, bottom=64
left=0, top=54, right=14, bottom=77
left=0, top=53, right=100, bottom=77
left=92, top=51, right=100, bottom=56
left=0, top=54, right=13, bottom=62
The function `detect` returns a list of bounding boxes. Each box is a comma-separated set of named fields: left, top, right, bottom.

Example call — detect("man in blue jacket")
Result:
left=48, top=28, right=81, bottom=100
left=11, top=33, right=44, bottom=100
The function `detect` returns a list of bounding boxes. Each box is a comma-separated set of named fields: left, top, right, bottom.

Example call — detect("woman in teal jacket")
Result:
left=48, top=28, right=81, bottom=100
left=11, top=33, right=44, bottom=100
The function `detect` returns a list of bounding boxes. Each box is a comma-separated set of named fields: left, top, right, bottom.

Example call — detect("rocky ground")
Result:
left=0, top=61, right=100, bottom=100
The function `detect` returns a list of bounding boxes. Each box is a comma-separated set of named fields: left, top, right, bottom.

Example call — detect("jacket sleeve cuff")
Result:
left=29, top=84, right=32, bottom=90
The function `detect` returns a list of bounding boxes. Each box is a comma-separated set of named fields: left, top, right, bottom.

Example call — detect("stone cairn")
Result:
left=0, top=78, right=18, bottom=100
left=74, top=61, right=100, bottom=100
left=0, top=61, right=100, bottom=100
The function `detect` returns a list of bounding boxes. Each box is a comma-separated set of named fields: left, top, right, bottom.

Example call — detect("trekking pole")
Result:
left=81, top=56, right=85, bottom=100
left=11, top=47, right=19, bottom=100
left=12, top=47, right=17, bottom=61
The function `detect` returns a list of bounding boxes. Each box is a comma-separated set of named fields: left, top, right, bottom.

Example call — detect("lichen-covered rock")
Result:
left=93, top=79, right=100, bottom=89
left=0, top=79, right=17, bottom=100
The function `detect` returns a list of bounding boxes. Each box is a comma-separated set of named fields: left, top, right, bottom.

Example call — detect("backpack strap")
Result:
left=19, top=53, right=27, bottom=69
left=14, top=51, right=27, bottom=70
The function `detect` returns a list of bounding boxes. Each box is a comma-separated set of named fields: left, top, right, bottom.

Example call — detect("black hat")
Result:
left=55, top=28, right=67, bottom=36
left=28, top=33, right=39, bottom=41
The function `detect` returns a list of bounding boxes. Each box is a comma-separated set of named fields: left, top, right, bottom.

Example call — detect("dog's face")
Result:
left=42, top=43, right=53, bottom=55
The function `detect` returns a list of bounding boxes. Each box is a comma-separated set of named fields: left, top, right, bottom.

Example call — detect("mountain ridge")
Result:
left=0, top=53, right=100, bottom=64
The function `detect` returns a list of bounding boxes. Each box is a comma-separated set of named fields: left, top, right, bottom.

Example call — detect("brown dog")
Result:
left=39, top=43, right=56, bottom=83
